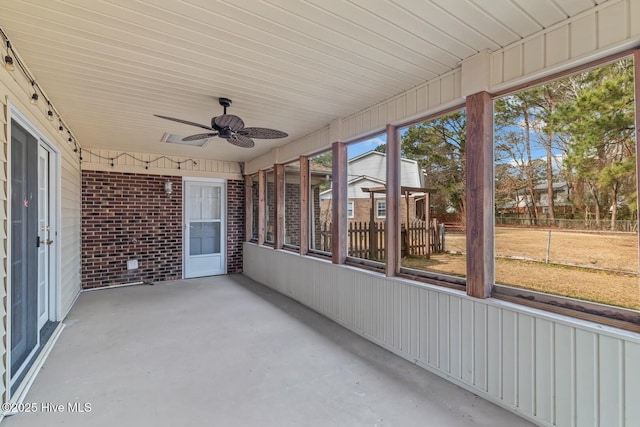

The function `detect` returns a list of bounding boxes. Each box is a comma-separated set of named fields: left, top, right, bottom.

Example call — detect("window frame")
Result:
left=347, top=201, right=354, bottom=218
left=307, top=149, right=334, bottom=259
left=263, top=168, right=276, bottom=246
left=394, top=106, right=469, bottom=286
left=282, top=160, right=302, bottom=250
left=375, top=200, right=386, bottom=218
left=248, top=173, right=260, bottom=243
left=244, top=49, right=640, bottom=332
left=489, top=50, right=640, bottom=332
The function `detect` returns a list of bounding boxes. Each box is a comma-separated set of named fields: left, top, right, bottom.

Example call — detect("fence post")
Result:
left=369, top=220, right=376, bottom=260
left=545, top=229, right=551, bottom=264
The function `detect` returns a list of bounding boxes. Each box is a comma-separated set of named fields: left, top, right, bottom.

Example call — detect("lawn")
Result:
left=443, top=227, right=638, bottom=273
left=402, top=227, right=640, bottom=311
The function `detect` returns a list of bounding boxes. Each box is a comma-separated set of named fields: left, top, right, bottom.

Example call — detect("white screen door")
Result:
left=184, top=180, right=225, bottom=278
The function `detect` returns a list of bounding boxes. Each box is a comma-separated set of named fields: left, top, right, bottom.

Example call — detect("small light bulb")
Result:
left=30, top=92, right=39, bottom=105
left=4, top=55, right=14, bottom=71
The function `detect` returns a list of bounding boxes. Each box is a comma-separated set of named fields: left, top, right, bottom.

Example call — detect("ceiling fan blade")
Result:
left=154, top=115, right=216, bottom=131
left=240, top=127, right=288, bottom=139
left=228, top=134, right=255, bottom=148
left=214, top=114, right=245, bottom=132
left=182, top=133, right=218, bottom=141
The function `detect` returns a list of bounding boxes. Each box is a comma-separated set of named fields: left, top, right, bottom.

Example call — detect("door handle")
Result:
left=45, top=239, right=53, bottom=246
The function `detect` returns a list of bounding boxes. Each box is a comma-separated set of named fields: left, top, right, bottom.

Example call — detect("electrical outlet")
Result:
left=127, top=259, right=139, bottom=270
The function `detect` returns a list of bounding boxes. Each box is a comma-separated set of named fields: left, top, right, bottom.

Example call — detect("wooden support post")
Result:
left=245, top=175, right=252, bottom=242
left=466, top=91, right=494, bottom=298
left=257, top=170, right=266, bottom=246
left=386, top=124, right=400, bottom=276
left=332, top=142, right=347, bottom=264
left=274, top=163, right=285, bottom=249
left=635, top=50, right=640, bottom=276
left=299, top=156, right=309, bottom=255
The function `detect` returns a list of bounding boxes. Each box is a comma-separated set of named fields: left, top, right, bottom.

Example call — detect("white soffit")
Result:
left=0, top=0, right=608, bottom=162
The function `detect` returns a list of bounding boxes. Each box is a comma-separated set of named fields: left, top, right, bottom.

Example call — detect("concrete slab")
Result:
left=2, top=275, right=534, bottom=427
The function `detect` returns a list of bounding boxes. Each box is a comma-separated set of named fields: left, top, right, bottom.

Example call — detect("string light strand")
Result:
left=0, top=26, right=81, bottom=161
left=85, top=150, right=198, bottom=170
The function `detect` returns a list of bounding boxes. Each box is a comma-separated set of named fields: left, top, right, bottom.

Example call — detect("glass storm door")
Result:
left=10, top=121, right=39, bottom=379
left=184, top=181, right=225, bottom=278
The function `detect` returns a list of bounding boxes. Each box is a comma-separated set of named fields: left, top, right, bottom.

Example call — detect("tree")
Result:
left=311, top=152, right=332, bottom=168
left=495, top=89, right=550, bottom=224
left=550, top=58, right=636, bottom=228
left=399, top=110, right=466, bottom=221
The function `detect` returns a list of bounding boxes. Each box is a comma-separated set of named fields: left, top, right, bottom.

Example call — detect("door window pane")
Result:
left=190, top=185, right=221, bottom=220
left=190, top=222, right=221, bottom=255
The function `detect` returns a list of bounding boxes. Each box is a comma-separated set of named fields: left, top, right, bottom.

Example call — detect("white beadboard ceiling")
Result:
left=0, top=0, right=606, bottom=162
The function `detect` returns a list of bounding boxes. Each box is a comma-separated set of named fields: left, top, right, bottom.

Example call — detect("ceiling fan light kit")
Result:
left=155, top=98, right=288, bottom=148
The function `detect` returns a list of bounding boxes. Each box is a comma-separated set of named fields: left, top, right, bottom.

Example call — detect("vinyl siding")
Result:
left=0, top=83, right=9, bottom=404
left=1, top=62, right=82, bottom=403
left=81, top=149, right=242, bottom=180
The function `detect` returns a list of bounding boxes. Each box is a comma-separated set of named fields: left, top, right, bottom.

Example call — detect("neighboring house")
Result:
left=536, top=181, right=572, bottom=215
left=498, top=181, right=572, bottom=216
left=319, top=151, right=427, bottom=224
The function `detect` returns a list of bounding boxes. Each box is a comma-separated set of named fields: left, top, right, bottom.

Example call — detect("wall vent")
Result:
left=161, top=132, right=210, bottom=147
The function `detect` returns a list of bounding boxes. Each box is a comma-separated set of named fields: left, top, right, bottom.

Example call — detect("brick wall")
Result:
left=251, top=178, right=259, bottom=240
left=321, top=196, right=419, bottom=225
left=266, top=179, right=275, bottom=242
left=285, top=182, right=301, bottom=246
left=82, top=171, right=244, bottom=288
left=82, top=171, right=183, bottom=288
left=226, top=179, right=244, bottom=273
left=312, top=186, right=324, bottom=249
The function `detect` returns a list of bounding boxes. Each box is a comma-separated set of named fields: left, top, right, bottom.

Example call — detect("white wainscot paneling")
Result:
left=243, top=243, right=640, bottom=427
left=490, top=0, right=639, bottom=92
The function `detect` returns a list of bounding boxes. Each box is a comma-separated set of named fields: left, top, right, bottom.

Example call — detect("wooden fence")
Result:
left=403, top=219, right=443, bottom=257
left=317, top=219, right=443, bottom=260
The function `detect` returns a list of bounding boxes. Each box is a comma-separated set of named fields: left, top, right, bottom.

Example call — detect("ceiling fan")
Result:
left=154, top=98, right=288, bottom=148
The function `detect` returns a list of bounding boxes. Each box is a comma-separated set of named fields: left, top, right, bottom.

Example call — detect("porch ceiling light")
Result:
left=4, top=40, right=14, bottom=71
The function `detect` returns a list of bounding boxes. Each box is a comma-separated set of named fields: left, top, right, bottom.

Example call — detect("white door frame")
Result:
left=182, top=177, right=227, bottom=278
left=7, top=104, right=61, bottom=395
left=37, top=143, right=51, bottom=330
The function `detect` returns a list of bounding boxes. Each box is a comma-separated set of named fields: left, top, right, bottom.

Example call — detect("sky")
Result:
left=346, top=121, right=563, bottom=166
left=347, top=134, right=387, bottom=159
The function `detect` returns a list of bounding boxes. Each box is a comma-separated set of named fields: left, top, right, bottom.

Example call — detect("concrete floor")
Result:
left=3, top=275, right=534, bottom=427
